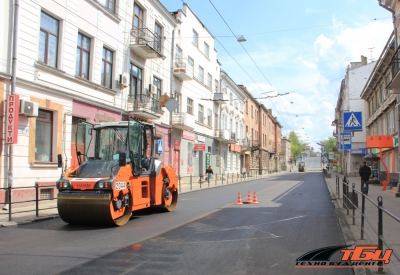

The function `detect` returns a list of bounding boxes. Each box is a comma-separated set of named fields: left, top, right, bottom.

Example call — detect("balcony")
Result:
left=213, top=93, right=227, bottom=104
left=130, top=28, right=164, bottom=59
left=214, top=129, right=230, bottom=142
left=172, top=112, right=195, bottom=130
left=238, top=138, right=251, bottom=151
left=251, top=140, right=260, bottom=148
left=128, top=94, right=161, bottom=120
left=173, top=58, right=193, bottom=81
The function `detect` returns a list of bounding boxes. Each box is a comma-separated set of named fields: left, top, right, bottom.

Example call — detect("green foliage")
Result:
left=318, top=137, right=336, bottom=160
left=288, top=131, right=307, bottom=161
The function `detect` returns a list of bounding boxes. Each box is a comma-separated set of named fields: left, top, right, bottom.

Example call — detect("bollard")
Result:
left=378, top=196, right=383, bottom=273
left=352, top=183, right=355, bottom=225
left=222, top=174, right=224, bottom=185
left=231, top=173, right=233, bottom=184
left=190, top=175, right=192, bottom=190
left=361, top=187, right=366, bottom=240
left=35, top=183, right=39, bottom=217
left=215, top=173, right=217, bottom=186
left=178, top=175, right=181, bottom=193
left=7, top=184, right=11, bottom=222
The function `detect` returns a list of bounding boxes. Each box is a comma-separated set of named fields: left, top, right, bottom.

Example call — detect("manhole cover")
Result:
left=292, top=193, right=302, bottom=195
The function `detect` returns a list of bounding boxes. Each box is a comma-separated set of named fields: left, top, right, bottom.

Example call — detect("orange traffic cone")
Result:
left=252, top=191, right=259, bottom=204
left=236, top=192, right=243, bottom=204
left=246, top=190, right=252, bottom=203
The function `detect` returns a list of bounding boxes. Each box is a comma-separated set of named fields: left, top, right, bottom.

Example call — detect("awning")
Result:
left=363, top=153, right=380, bottom=161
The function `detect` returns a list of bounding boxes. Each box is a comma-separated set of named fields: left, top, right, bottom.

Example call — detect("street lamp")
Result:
left=237, top=35, right=247, bottom=42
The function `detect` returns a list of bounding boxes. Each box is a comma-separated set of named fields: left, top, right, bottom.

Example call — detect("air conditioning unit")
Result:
left=20, top=100, right=38, bottom=117
left=119, top=73, right=129, bottom=88
left=149, top=84, right=157, bottom=94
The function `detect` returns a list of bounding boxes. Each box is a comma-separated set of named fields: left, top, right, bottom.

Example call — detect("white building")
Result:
left=219, top=71, right=247, bottom=175
left=333, top=56, right=376, bottom=176
left=0, top=0, right=176, bottom=202
left=170, top=4, right=221, bottom=177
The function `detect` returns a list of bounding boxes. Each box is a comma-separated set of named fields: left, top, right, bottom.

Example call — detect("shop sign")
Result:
left=5, top=95, right=20, bottom=144
left=350, top=148, right=367, bottom=155
left=394, top=135, right=398, bottom=148
left=182, top=130, right=195, bottom=141
left=194, top=144, right=206, bottom=151
left=174, top=139, right=181, bottom=150
left=229, top=144, right=242, bottom=153
left=197, top=135, right=205, bottom=142
left=206, top=153, right=211, bottom=168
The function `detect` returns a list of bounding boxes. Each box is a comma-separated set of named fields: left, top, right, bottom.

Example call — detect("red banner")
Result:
left=229, top=144, right=242, bottom=152
left=182, top=130, right=195, bottom=141
left=5, top=95, right=20, bottom=144
left=174, top=139, right=181, bottom=150
left=194, top=144, right=205, bottom=151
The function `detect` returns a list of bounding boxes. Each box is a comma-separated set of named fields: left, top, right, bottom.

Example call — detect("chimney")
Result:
left=268, top=109, right=272, bottom=115
left=361, top=55, right=367, bottom=65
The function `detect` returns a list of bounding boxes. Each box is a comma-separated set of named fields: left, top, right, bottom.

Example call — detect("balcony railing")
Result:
left=251, top=140, right=260, bottom=147
left=128, top=94, right=161, bottom=120
left=213, top=93, right=227, bottom=104
left=129, top=28, right=164, bottom=59
left=172, top=112, right=195, bottom=130
left=214, top=129, right=231, bottom=142
left=173, top=57, right=193, bottom=81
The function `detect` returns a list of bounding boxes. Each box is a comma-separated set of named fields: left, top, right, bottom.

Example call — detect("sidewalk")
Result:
left=324, top=171, right=400, bottom=275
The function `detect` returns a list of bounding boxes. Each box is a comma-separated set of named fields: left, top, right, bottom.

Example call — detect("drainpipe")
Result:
left=378, top=0, right=398, bottom=48
left=169, top=30, right=174, bottom=167
left=3, top=0, right=19, bottom=209
left=8, top=0, right=20, bottom=186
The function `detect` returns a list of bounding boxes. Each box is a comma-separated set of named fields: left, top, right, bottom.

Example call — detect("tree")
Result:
left=288, top=131, right=307, bottom=165
left=318, top=137, right=336, bottom=161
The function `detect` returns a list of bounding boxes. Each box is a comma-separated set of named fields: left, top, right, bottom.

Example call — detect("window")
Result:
left=101, top=47, right=113, bottom=88
left=188, top=56, right=194, bottom=75
left=230, top=93, right=233, bottom=105
left=133, top=4, right=144, bottom=32
left=154, top=22, right=162, bottom=52
left=102, top=0, right=115, bottom=13
left=129, top=63, right=142, bottom=99
left=39, top=12, right=59, bottom=67
left=76, top=33, right=91, bottom=79
left=215, top=80, right=219, bottom=93
left=35, top=109, right=53, bottom=162
left=193, top=29, right=198, bottom=46
left=198, top=104, right=204, bottom=123
left=207, top=73, right=212, bottom=88
left=204, top=42, right=209, bottom=57
left=153, top=77, right=162, bottom=110
left=198, top=66, right=204, bottom=83
left=207, top=109, right=212, bottom=126
left=381, top=83, right=385, bottom=103
left=386, top=74, right=392, bottom=97
left=174, top=92, right=181, bottom=114
left=187, top=98, right=193, bottom=114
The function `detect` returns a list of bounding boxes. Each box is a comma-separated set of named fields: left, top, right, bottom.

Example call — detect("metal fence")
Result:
left=0, top=170, right=281, bottom=222
left=337, top=176, right=400, bottom=273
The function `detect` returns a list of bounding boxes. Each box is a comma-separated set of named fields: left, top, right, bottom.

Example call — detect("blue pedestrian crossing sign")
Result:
left=343, top=112, right=362, bottom=131
left=157, top=140, right=163, bottom=154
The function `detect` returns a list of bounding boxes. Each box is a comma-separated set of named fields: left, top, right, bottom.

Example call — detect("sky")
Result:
left=162, top=0, right=394, bottom=150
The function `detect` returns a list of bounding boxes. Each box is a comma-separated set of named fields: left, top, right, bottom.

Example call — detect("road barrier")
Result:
left=336, top=176, right=400, bottom=273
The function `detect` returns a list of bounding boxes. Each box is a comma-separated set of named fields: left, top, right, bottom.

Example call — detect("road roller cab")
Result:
left=298, top=162, right=305, bottom=172
left=56, top=118, right=178, bottom=226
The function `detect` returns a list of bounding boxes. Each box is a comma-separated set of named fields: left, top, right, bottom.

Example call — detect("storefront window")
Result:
left=35, top=109, right=53, bottom=162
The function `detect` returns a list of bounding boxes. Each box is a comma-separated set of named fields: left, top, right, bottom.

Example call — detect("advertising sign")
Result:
left=340, top=132, right=351, bottom=150
left=5, top=95, right=20, bottom=144
left=194, top=144, right=206, bottom=151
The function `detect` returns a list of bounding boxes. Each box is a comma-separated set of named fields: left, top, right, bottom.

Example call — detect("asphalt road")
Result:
left=0, top=166, right=350, bottom=275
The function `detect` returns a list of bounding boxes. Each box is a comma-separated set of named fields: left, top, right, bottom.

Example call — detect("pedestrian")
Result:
left=242, top=166, right=246, bottom=178
left=359, top=161, right=371, bottom=195
left=206, top=165, right=213, bottom=183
